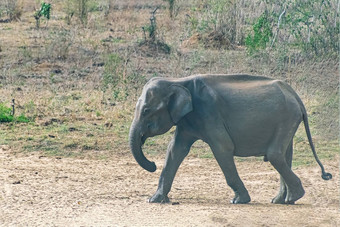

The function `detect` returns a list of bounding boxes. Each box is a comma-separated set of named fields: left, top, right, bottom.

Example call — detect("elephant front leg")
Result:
left=222, top=160, right=251, bottom=204
left=149, top=131, right=195, bottom=203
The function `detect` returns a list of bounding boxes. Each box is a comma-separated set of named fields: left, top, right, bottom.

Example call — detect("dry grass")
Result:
left=0, top=0, right=338, bottom=165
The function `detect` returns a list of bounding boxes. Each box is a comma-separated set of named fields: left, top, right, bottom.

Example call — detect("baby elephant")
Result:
left=129, top=74, right=332, bottom=204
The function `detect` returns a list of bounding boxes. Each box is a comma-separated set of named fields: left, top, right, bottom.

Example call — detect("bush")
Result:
left=283, top=0, right=339, bottom=57
left=64, top=0, right=89, bottom=26
left=44, top=29, right=73, bottom=61
left=34, top=2, right=51, bottom=28
left=140, top=7, right=171, bottom=55
left=101, top=53, right=147, bottom=101
left=0, top=103, right=30, bottom=123
left=246, top=0, right=339, bottom=59
left=186, top=0, right=239, bottom=47
left=245, top=12, right=273, bottom=54
left=0, top=104, right=13, bottom=122
left=0, top=0, right=23, bottom=21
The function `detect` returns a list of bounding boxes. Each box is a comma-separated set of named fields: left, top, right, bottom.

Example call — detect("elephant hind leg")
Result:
left=263, top=155, right=268, bottom=162
left=271, top=176, right=287, bottom=204
left=271, top=140, right=293, bottom=204
left=267, top=142, right=304, bottom=204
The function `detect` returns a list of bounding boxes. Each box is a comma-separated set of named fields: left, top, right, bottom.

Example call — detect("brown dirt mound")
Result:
left=182, top=32, right=235, bottom=50
left=138, top=40, right=171, bottom=56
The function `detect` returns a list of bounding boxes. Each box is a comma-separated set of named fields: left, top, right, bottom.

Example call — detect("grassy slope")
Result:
left=0, top=0, right=338, bottom=168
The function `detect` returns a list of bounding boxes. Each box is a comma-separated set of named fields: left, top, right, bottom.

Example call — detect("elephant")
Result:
left=129, top=74, right=332, bottom=204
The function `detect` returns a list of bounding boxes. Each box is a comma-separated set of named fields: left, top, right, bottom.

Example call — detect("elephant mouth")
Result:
left=141, top=134, right=147, bottom=145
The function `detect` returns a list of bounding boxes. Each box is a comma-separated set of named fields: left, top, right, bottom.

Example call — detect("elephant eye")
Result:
left=142, top=108, right=150, bottom=116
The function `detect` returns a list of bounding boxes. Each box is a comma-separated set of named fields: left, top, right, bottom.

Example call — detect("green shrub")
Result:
left=246, top=0, right=339, bottom=59
left=245, top=12, right=273, bottom=54
left=283, top=0, right=339, bottom=57
left=0, top=104, right=13, bottom=122
left=34, top=2, right=51, bottom=28
left=140, top=7, right=171, bottom=54
left=0, top=103, right=30, bottom=123
left=16, top=115, right=30, bottom=123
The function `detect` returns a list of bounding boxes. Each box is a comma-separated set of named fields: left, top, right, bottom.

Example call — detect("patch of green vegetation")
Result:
left=163, top=0, right=176, bottom=18
left=64, top=142, right=79, bottom=149
left=0, top=104, right=13, bottom=122
left=82, top=143, right=96, bottom=150
left=196, top=152, right=214, bottom=159
left=23, top=138, right=59, bottom=152
left=16, top=115, right=30, bottom=123
left=55, top=124, right=70, bottom=133
left=101, top=53, right=146, bottom=102
left=102, top=53, right=123, bottom=90
left=187, top=0, right=237, bottom=45
left=292, top=137, right=338, bottom=168
left=0, top=103, right=30, bottom=123
left=87, top=0, right=100, bottom=12
left=3, top=26, right=12, bottom=31
left=141, top=129, right=174, bottom=157
left=101, top=37, right=125, bottom=44
left=34, top=2, right=51, bottom=28
left=23, top=137, right=80, bottom=157
left=189, top=140, right=214, bottom=159
left=325, top=92, right=339, bottom=109
left=245, top=12, right=272, bottom=54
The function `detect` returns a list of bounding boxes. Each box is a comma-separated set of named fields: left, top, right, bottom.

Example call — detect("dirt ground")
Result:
left=0, top=146, right=339, bottom=227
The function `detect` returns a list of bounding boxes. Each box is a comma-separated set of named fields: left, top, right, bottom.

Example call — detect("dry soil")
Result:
left=0, top=146, right=339, bottom=226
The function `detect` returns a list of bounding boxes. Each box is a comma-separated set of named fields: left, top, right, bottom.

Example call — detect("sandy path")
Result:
left=0, top=147, right=338, bottom=226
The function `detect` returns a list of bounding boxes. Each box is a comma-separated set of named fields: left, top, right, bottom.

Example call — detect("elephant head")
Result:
left=129, top=79, right=193, bottom=172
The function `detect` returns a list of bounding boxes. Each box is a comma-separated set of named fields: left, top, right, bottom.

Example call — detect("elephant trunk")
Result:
left=129, top=121, right=157, bottom=172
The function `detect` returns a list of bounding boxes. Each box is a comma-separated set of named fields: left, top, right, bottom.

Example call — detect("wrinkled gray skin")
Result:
left=129, top=74, right=332, bottom=204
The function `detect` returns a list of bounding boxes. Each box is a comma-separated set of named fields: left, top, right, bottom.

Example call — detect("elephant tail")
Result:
left=281, top=81, right=332, bottom=180
left=300, top=104, right=332, bottom=180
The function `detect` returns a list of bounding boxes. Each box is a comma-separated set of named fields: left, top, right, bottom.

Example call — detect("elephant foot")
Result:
left=149, top=193, right=170, bottom=203
left=271, top=191, right=287, bottom=204
left=230, top=193, right=251, bottom=204
left=285, top=187, right=305, bottom=204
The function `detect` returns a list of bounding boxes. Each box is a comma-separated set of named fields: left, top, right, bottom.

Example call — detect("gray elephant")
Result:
left=129, top=74, right=332, bottom=204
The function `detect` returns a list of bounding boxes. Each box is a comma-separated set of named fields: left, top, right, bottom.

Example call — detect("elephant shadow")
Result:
left=170, top=197, right=310, bottom=207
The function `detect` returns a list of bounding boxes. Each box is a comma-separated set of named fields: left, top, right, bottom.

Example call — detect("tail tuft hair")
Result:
left=321, top=172, right=332, bottom=180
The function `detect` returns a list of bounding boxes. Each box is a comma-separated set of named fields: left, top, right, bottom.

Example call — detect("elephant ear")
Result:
left=168, top=84, right=193, bottom=124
